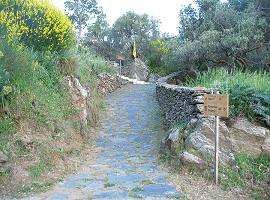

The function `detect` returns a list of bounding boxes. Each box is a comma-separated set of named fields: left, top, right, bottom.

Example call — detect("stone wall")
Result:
left=156, top=72, right=210, bottom=127
left=97, top=73, right=129, bottom=96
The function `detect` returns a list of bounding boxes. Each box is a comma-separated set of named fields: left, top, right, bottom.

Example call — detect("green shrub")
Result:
left=0, top=0, right=76, bottom=52
left=147, top=39, right=173, bottom=75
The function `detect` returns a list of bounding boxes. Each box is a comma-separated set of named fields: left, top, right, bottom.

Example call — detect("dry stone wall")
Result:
left=97, top=73, right=129, bottom=96
left=156, top=72, right=210, bottom=127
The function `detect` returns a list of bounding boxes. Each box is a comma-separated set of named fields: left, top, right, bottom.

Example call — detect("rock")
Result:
left=148, top=74, right=161, bottom=83
left=185, top=117, right=269, bottom=164
left=195, top=104, right=204, bottom=114
left=165, top=128, right=181, bottom=154
left=261, top=136, right=270, bottom=158
left=193, top=87, right=209, bottom=94
left=74, top=78, right=88, bottom=98
left=186, top=118, right=235, bottom=164
left=68, top=76, right=89, bottom=137
left=186, top=118, right=200, bottom=129
left=129, top=58, right=148, bottom=81
left=192, top=96, right=204, bottom=104
left=180, top=151, right=207, bottom=169
left=156, top=72, right=208, bottom=128
left=0, top=151, right=8, bottom=164
left=230, top=118, right=269, bottom=157
left=156, top=71, right=270, bottom=166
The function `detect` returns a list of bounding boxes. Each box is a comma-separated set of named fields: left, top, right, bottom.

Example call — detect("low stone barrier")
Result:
left=97, top=73, right=129, bottom=96
left=156, top=72, right=210, bottom=127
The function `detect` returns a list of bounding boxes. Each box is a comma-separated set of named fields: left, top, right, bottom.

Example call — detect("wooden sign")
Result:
left=116, top=54, right=125, bottom=60
left=204, top=94, right=229, bottom=117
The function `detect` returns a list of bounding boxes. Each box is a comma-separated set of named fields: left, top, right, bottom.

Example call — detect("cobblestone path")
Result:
left=22, top=84, right=181, bottom=200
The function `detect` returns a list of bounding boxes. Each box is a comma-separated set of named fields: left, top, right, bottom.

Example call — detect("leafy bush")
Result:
left=146, top=39, right=177, bottom=76
left=0, top=0, right=76, bottom=52
left=185, top=68, right=270, bottom=126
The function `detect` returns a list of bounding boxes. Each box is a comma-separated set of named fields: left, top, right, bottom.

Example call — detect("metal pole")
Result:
left=215, top=90, right=220, bottom=185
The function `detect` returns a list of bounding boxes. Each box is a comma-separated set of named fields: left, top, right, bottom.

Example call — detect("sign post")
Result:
left=116, top=55, right=125, bottom=76
left=119, top=60, right=122, bottom=76
left=204, top=90, right=229, bottom=185
left=214, top=90, right=220, bottom=185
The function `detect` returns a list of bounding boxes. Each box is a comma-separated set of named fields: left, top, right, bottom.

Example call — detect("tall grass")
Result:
left=185, top=68, right=270, bottom=92
left=220, top=154, right=270, bottom=200
left=0, top=39, right=75, bottom=127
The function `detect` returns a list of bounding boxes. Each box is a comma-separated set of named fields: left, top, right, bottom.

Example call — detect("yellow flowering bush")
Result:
left=0, top=0, right=76, bottom=52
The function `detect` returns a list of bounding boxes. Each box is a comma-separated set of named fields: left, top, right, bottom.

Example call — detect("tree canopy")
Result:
left=65, top=0, right=100, bottom=38
left=84, top=11, right=160, bottom=61
left=166, top=0, right=270, bottom=71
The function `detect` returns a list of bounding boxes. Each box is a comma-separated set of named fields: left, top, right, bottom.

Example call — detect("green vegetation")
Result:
left=182, top=68, right=270, bottom=198
left=0, top=0, right=76, bottom=51
left=185, top=68, right=270, bottom=127
left=146, top=39, right=177, bottom=76
left=0, top=0, right=269, bottom=198
left=131, top=186, right=144, bottom=192
left=64, top=0, right=100, bottom=38
left=164, top=0, right=270, bottom=72
left=220, top=154, right=270, bottom=200
left=185, top=69, right=270, bottom=92
left=174, top=153, right=270, bottom=200
left=82, top=10, right=161, bottom=62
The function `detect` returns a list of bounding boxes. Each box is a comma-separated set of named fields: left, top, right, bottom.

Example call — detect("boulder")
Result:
left=129, top=58, right=148, bottom=81
left=186, top=118, right=235, bottom=164
left=185, top=118, right=270, bottom=164
left=229, top=118, right=269, bottom=157
left=68, top=76, right=89, bottom=137
left=162, top=116, right=270, bottom=167
left=165, top=128, right=181, bottom=154
left=180, top=151, right=207, bottom=169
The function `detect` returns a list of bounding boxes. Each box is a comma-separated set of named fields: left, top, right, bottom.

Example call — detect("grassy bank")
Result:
left=0, top=0, right=116, bottom=197
left=0, top=37, right=113, bottom=197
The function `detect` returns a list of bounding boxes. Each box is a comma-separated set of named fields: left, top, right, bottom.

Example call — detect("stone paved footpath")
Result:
left=21, top=84, right=181, bottom=200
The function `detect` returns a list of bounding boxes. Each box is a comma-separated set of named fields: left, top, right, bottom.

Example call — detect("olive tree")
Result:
left=168, top=0, right=269, bottom=70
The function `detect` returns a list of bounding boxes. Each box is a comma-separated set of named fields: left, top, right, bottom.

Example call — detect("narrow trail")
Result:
left=23, top=84, right=181, bottom=200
